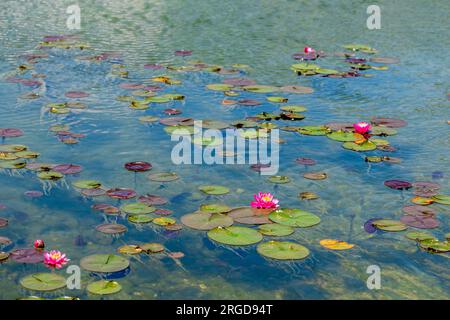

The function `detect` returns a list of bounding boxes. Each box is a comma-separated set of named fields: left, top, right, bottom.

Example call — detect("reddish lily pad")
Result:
left=295, top=158, right=316, bottom=165
left=371, top=117, right=407, bottom=128
left=402, top=205, right=436, bottom=216
left=106, top=188, right=136, bottom=200
left=65, top=91, right=89, bottom=98
left=124, top=161, right=152, bottom=172
left=384, top=180, right=412, bottom=190
left=0, top=218, right=8, bottom=228
left=96, top=223, right=128, bottom=235
left=222, top=78, right=256, bottom=86
left=24, top=190, right=44, bottom=198
left=10, top=248, right=44, bottom=263
left=0, top=236, right=12, bottom=245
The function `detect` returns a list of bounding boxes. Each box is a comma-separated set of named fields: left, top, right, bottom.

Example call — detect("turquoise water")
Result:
left=0, top=0, right=449, bottom=299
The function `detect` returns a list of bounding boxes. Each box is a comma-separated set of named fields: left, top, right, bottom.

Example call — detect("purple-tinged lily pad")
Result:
left=238, top=99, right=261, bottom=106
left=412, top=182, right=440, bottom=197
left=402, top=205, right=436, bottom=216
left=106, top=188, right=136, bottom=200
left=10, top=248, right=44, bottom=263
left=154, top=208, right=173, bottom=216
left=371, top=117, right=407, bottom=128
left=24, top=190, right=43, bottom=198
left=81, top=188, right=106, bottom=197
left=53, top=164, right=83, bottom=175
left=159, top=117, right=194, bottom=126
left=279, top=85, right=314, bottom=94
left=295, top=157, right=316, bottom=165
left=144, top=64, right=164, bottom=70
left=96, top=223, right=127, bottom=235
left=384, top=180, right=412, bottom=190
left=400, top=215, right=440, bottom=229
left=174, top=50, right=192, bottom=56
left=222, top=78, right=256, bottom=86
left=138, top=194, right=168, bottom=206
left=65, top=91, right=89, bottom=98
left=0, top=128, right=23, bottom=138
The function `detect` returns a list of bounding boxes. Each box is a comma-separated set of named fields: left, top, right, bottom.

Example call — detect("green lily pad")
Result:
left=418, top=239, right=450, bottom=253
left=258, top=122, right=278, bottom=129
left=117, top=245, right=142, bottom=255
left=140, top=243, right=165, bottom=253
left=298, top=126, right=329, bottom=136
left=258, top=224, right=294, bottom=237
left=87, top=280, right=122, bottom=295
left=267, top=175, right=290, bottom=184
left=342, top=141, right=377, bottom=151
left=269, top=209, right=320, bottom=228
left=145, top=96, right=171, bottom=103
left=315, top=68, right=339, bottom=75
left=198, top=185, right=230, bottom=195
left=405, top=231, right=436, bottom=242
left=431, top=194, right=450, bottom=205
left=207, top=226, right=263, bottom=246
left=206, top=83, right=234, bottom=91
left=0, top=252, right=9, bottom=262
left=199, top=203, right=231, bottom=214
left=20, top=273, right=67, bottom=291
left=280, top=105, right=307, bottom=112
left=370, top=138, right=390, bottom=146
left=202, top=120, right=229, bottom=130
left=37, top=171, right=63, bottom=180
left=139, top=116, right=159, bottom=123
left=72, top=180, right=102, bottom=189
left=15, top=151, right=40, bottom=159
left=257, top=241, right=310, bottom=260
left=0, top=160, right=26, bottom=169
left=0, top=144, right=27, bottom=153
left=326, top=131, right=358, bottom=142
left=267, top=96, right=288, bottom=103
left=365, top=156, right=383, bottom=163
left=242, top=85, right=279, bottom=93
left=148, top=172, right=179, bottom=182
left=181, top=212, right=234, bottom=230
left=372, top=219, right=407, bottom=232
left=128, top=214, right=154, bottom=224
left=153, top=217, right=176, bottom=226
left=121, top=202, right=155, bottom=215
left=80, top=254, right=129, bottom=273
left=161, top=93, right=185, bottom=100
left=192, top=136, right=223, bottom=146
left=290, top=63, right=320, bottom=72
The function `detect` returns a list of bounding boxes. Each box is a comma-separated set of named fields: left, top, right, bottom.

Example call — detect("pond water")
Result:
left=0, top=0, right=449, bottom=299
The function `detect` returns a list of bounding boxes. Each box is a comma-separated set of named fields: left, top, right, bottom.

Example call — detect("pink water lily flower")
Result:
left=43, top=250, right=70, bottom=269
left=251, top=192, right=280, bottom=209
left=304, top=46, right=316, bottom=54
left=353, top=122, right=371, bottom=134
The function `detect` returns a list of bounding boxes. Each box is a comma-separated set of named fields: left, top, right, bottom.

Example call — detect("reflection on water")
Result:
left=0, top=0, right=449, bottom=299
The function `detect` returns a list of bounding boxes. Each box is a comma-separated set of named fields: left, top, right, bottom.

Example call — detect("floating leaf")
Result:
left=121, top=202, right=155, bottom=215
left=80, top=254, right=129, bottom=273
left=418, top=239, right=450, bottom=253
left=372, top=219, right=407, bottom=232
left=303, top=172, right=327, bottom=180
left=267, top=175, right=290, bottom=184
left=181, top=212, right=233, bottom=230
left=364, top=218, right=383, bottom=233
left=37, top=171, right=63, bottom=180
left=72, top=180, right=101, bottom=189
left=207, top=226, right=263, bottom=246
left=298, top=126, right=329, bottom=136
left=320, top=239, right=354, bottom=250
left=148, top=172, right=179, bottom=182
left=206, top=83, right=233, bottom=91
left=140, top=243, right=164, bottom=253
left=0, top=252, right=9, bottom=262
left=279, top=85, right=313, bottom=94
left=227, top=207, right=273, bottom=225
left=410, top=196, right=434, bottom=205
left=96, top=223, right=127, bottom=234
left=138, top=194, right=168, bottom=206
left=242, top=85, right=278, bottom=93
left=384, top=180, right=412, bottom=190
left=267, top=96, right=288, bottom=103
left=269, top=209, right=320, bottom=227
left=280, top=105, right=307, bottom=112
left=124, top=161, right=152, bottom=172
left=431, top=194, right=450, bottom=205
left=258, top=224, right=294, bottom=237
left=342, top=141, right=377, bottom=151
left=299, top=192, right=319, bottom=200
left=53, top=164, right=82, bottom=175
left=106, top=188, right=136, bottom=200
left=257, top=241, right=309, bottom=260
left=0, top=218, right=8, bottom=228
left=0, top=160, right=26, bottom=169
left=400, top=215, right=439, bottom=229
left=0, top=128, right=24, bottom=138
left=405, top=231, right=436, bottom=241
left=326, top=131, right=358, bottom=142
left=199, top=203, right=231, bottom=214
left=20, top=273, right=66, bottom=291
left=117, top=245, right=142, bottom=255
left=87, top=280, right=122, bottom=295
left=371, top=117, right=407, bottom=128
left=153, top=217, right=176, bottom=226
left=198, top=185, right=230, bottom=195
left=128, top=214, right=154, bottom=224
left=295, top=157, right=316, bottom=165
left=10, top=248, right=43, bottom=263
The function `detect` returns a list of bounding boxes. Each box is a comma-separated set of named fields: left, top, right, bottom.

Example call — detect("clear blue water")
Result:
left=0, top=0, right=449, bottom=299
